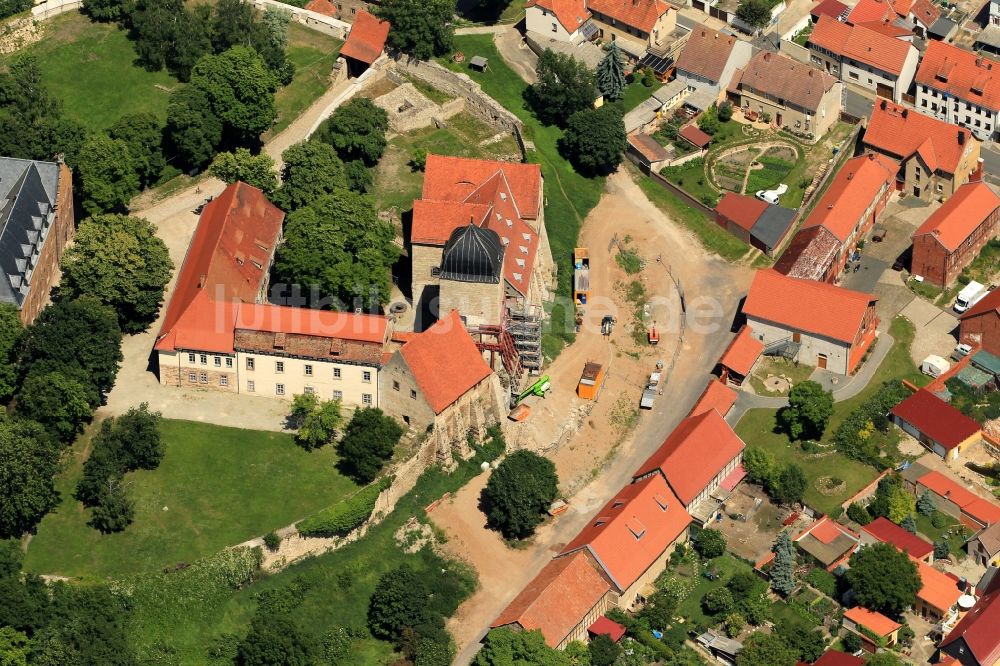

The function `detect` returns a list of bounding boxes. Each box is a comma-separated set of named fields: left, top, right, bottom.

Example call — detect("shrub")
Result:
left=724, top=612, right=745, bottom=638
left=296, top=479, right=389, bottom=537
left=833, top=381, right=909, bottom=466
left=263, top=531, right=281, bottom=551
left=718, top=101, right=733, bottom=122
left=841, top=631, right=861, bottom=653
left=933, top=538, right=950, bottom=560
left=693, top=528, right=726, bottom=559
left=931, top=511, right=949, bottom=529
left=702, top=588, right=735, bottom=615
left=847, top=502, right=872, bottom=526
left=805, top=568, right=836, bottom=597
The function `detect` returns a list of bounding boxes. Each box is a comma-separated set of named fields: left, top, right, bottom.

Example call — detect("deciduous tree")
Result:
left=736, top=632, right=797, bottom=666
left=165, top=85, right=224, bottom=169
left=527, top=49, right=598, bottom=127
left=288, top=393, right=343, bottom=450
left=0, top=415, right=60, bottom=538
left=774, top=463, right=807, bottom=505
left=16, top=371, right=92, bottom=444
left=374, top=0, right=455, bottom=60
left=779, top=380, right=834, bottom=440
left=736, top=0, right=773, bottom=28
left=275, top=139, right=347, bottom=211
left=76, top=134, right=141, bottom=215
left=237, top=612, right=314, bottom=666
left=367, top=564, right=434, bottom=641
left=209, top=148, right=278, bottom=196
left=596, top=43, right=626, bottom=100
left=475, top=628, right=570, bottom=666
left=702, top=588, right=735, bottom=615
left=559, top=105, right=626, bottom=176
left=846, top=543, right=921, bottom=617
left=482, top=450, right=559, bottom=540
left=87, top=477, right=134, bottom=534
left=109, top=112, right=167, bottom=187
left=81, top=0, right=129, bottom=21
left=693, top=528, right=727, bottom=559
left=314, top=98, right=389, bottom=166
left=336, top=407, right=404, bottom=483
left=590, top=633, right=620, bottom=666
left=0, top=303, right=23, bottom=403
left=189, top=46, right=278, bottom=146
left=60, top=214, right=173, bottom=333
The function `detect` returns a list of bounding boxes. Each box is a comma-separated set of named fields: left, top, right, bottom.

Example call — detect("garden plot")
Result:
left=711, top=142, right=800, bottom=196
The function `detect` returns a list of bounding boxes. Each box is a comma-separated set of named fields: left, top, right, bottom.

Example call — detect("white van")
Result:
left=954, top=281, right=986, bottom=313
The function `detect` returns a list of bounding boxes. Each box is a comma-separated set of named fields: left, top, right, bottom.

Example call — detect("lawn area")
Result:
left=661, top=158, right=719, bottom=206
left=622, top=79, right=657, bottom=112
left=24, top=419, right=360, bottom=579
left=373, top=111, right=521, bottom=213
left=748, top=357, right=815, bottom=397
left=632, top=163, right=749, bottom=261
left=734, top=317, right=928, bottom=515
left=6, top=10, right=179, bottom=132
left=672, top=553, right=754, bottom=626
left=915, top=512, right=971, bottom=555
left=438, top=35, right=605, bottom=358
left=265, top=22, right=342, bottom=140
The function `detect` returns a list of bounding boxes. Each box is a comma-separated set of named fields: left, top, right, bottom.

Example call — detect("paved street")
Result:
left=982, top=144, right=1000, bottom=185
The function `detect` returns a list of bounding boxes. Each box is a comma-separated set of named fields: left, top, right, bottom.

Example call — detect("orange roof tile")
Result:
left=861, top=517, right=933, bottom=559
left=809, top=15, right=914, bottom=75
left=812, top=0, right=850, bottom=20
left=689, top=379, right=738, bottom=418
left=908, top=0, right=940, bottom=25
left=852, top=19, right=913, bottom=38
left=676, top=26, right=739, bottom=84
left=399, top=310, right=493, bottom=414
left=491, top=551, right=612, bottom=647
left=941, top=576, right=1000, bottom=665
left=155, top=182, right=284, bottom=352
left=890, top=389, right=982, bottom=450
left=803, top=153, right=898, bottom=243
left=422, top=155, right=541, bottom=219
left=679, top=124, right=712, bottom=148
left=340, top=9, right=390, bottom=65
left=560, top=474, right=691, bottom=591
left=916, top=559, right=963, bottom=612
left=846, top=0, right=896, bottom=25
left=961, top=287, right=1000, bottom=319
left=304, top=0, right=337, bottom=17
left=844, top=606, right=901, bottom=636
left=743, top=269, right=877, bottom=344
left=633, top=410, right=745, bottom=505
left=811, top=517, right=857, bottom=544
left=719, top=325, right=764, bottom=376
left=525, top=0, right=591, bottom=33
left=917, top=41, right=1000, bottom=113
left=716, top=192, right=768, bottom=232
left=628, top=133, right=671, bottom=164
left=865, top=100, right=974, bottom=176
left=913, top=181, right=1000, bottom=252
left=411, top=200, right=491, bottom=246
left=235, top=303, right=389, bottom=344
left=587, top=0, right=671, bottom=32
left=918, top=471, right=1000, bottom=525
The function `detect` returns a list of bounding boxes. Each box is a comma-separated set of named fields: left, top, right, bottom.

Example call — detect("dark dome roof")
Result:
left=440, top=224, right=503, bottom=284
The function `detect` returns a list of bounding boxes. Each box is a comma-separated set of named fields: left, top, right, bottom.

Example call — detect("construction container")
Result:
left=577, top=361, right=605, bottom=400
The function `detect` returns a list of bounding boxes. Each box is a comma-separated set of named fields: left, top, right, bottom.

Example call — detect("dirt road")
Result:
left=440, top=169, right=753, bottom=664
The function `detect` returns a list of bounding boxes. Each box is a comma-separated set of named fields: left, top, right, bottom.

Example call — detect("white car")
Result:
left=755, top=183, right=788, bottom=205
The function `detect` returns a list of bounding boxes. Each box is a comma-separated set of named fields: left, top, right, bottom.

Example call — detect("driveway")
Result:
left=493, top=25, right=537, bottom=84
left=899, top=297, right=960, bottom=365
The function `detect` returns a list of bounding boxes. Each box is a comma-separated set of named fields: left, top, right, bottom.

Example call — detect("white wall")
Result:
left=525, top=5, right=578, bottom=42
left=746, top=317, right=853, bottom=374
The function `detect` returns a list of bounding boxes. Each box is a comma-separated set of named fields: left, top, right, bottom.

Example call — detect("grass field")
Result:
left=621, top=80, right=656, bottom=112
left=7, top=11, right=179, bottom=132
left=265, top=23, right=342, bottom=140
left=735, top=317, right=928, bottom=514
left=438, top=35, right=605, bottom=358
left=24, top=419, right=359, bottom=579
left=673, top=554, right=753, bottom=626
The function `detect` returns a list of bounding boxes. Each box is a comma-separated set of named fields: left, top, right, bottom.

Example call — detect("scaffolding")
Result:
left=471, top=324, right=523, bottom=386
left=509, top=304, right=542, bottom=373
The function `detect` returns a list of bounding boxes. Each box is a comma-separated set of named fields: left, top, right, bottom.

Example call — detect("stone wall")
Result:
left=373, top=81, right=465, bottom=134
left=250, top=0, right=350, bottom=39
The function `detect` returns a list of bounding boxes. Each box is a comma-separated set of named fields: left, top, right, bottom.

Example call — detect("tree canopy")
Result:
left=736, top=632, right=797, bottom=666
left=288, top=393, right=343, bottom=451
left=774, top=464, right=807, bottom=505
left=275, top=139, right=347, bottom=211
left=736, top=0, right=773, bottom=28
left=475, top=628, right=571, bottom=666
left=76, top=134, right=141, bottom=215
left=16, top=371, right=92, bottom=444
left=527, top=49, right=598, bottom=127
left=314, top=98, right=389, bottom=167
left=272, top=189, right=399, bottom=310
left=374, top=0, right=456, bottom=60
left=209, top=148, right=278, bottom=195
left=236, top=612, right=314, bottom=666
left=693, top=528, right=727, bottom=559
left=779, top=380, right=834, bottom=440
left=165, top=84, right=224, bottom=169
left=770, top=530, right=796, bottom=595
left=336, top=407, right=404, bottom=483
left=191, top=46, right=278, bottom=145
left=0, top=415, right=60, bottom=538
left=60, top=214, right=173, bottom=334
left=0, top=303, right=23, bottom=403
left=559, top=105, right=627, bottom=176
left=482, top=450, right=559, bottom=540
left=109, top=112, right=167, bottom=188
left=845, top=543, right=921, bottom=617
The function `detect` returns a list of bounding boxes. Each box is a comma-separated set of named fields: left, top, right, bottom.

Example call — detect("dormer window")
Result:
left=627, top=518, right=646, bottom=540
left=654, top=493, right=670, bottom=511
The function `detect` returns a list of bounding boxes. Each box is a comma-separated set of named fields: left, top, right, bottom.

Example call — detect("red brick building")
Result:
left=911, top=180, right=1000, bottom=287
left=960, top=289, right=1000, bottom=355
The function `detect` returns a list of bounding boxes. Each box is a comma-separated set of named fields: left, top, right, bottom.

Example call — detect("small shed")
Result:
left=577, top=361, right=605, bottom=400
left=679, top=124, right=711, bottom=149
left=971, top=349, right=1000, bottom=379
left=920, top=354, right=950, bottom=378
left=890, top=389, right=982, bottom=461
left=587, top=616, right=625, bottom=643
left=469, top=56, right=489, bottom=72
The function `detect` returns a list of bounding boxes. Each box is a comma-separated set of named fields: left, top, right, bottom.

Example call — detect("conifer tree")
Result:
left=771, top=530, right=796, bottom=595
left=596, top=43, right=626, bottom=100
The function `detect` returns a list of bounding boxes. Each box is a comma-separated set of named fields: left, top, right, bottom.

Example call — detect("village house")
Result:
left=842, top=606, right=901, bottom=652
left=939, top=572, right=1000, bottom=666
left=0, top=156, right=74, bottom=325
left=727, top=50, right=842, bottom=138
left=524, top=0, right=593, bottom=42
left=859, top=516, right=935, bottom=562
left=807, top=16, right=919, bottom=102
left=714, top=192, right=797, bottom=257
left=960, top=290, right=1000, bottom=356
left=632, top=409, right=746, bottom=524
left=811, top=0, right=850, bottom=22
left=863, top=100, right=981, bottom=200
left=915, top=558, right=963, bottom=623
left=845, top=0, right=939, bottom=38
left=915, top=471, right=1000, bottom=531
left=911, top=179, right=999, bottom=287
left=741, top=269, right=880, bottom=375
left=794, top=517, right=861, bottom=570
left=303, top=0, right=368, bottom=22
left=715, top=324, right=764, bottom=387
left=585, top=0, right=686, bottom=61
left=813, top=650, right=865, bottom=666
left=338, top=8, right=390, bottom=76
left=890, top=389, right=983, bottom=461
left=775, top=153, right=897, bottom=282
left=673, top=26, right=753, bottom=111
left=379, top=310, right=507, bottom=461
left=915, top=41, right=1000, bottom=142
left=969, top=521, right=1000, bottom=568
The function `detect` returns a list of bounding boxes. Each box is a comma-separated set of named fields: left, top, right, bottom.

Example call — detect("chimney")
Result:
left=976, top=56, right=984, bottom=67
left=198, top=274, right=207, bottom=288
left=901, top=108, right=908, bottom=118
left=972, top=157, right=985, bottom=183
left=880, top=99, right=888, bottom=110
left=808, top=69, right=814, bottom=77
left=958, top=130, right=965, bottom=146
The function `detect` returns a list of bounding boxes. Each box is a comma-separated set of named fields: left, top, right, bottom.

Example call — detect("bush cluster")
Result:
left=832, top=381, right=910, bottom=467
left=296, top=478, right=390, bottom=537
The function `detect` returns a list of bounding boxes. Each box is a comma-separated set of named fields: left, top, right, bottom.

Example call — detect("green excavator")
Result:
left=512, top=375, right=551, bottom=407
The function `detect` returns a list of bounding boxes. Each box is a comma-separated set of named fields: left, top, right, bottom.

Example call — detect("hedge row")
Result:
left=296, top=478, right=391, bottom=537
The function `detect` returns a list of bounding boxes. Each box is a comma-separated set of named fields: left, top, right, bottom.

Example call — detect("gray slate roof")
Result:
left=440, top=224, right=503, bottom=284
left=751, top=205, right=796, bottom=251
left=0, top=157, right=60, bottom=309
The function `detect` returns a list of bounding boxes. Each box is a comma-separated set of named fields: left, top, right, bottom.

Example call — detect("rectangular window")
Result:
left=214, top=356, right=221, bottom=367
left=333, top=390, right=343, bottom=400
left=849, top=71, right=859, bottom=80
left=363, top=371, right=371, bottom=383
left=226, top=357, right=233, bottom=368
left=276, top=383, right=285, bottom=396
left=200, top=354, right=208, bottom=365
left=305, top=364, right=313, bottom=376
left=410, top=389, right=417, bottom=399
left=304, top=386, right=314, bottom=395
left=363, top=393, right=373, bottom=405
left=247, top=380, right=255, bottom=392
left=188, top=353, right=196, bottom=363
left=393, top=380, right=400, bottom=391
left=199, top=372, right=208, bottom=384
left=276, top=361, right=284, bottom=373
left=188, top=372, right=197, bottom=382
left=333, top=367, right=341, bottom=379
left=220, top=375, right=229, bottom=387
left=246, top=357, right=255, bottom=370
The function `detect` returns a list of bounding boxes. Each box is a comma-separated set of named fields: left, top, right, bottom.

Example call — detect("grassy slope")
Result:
left=24, top=419, right=359, bottom=579
left=265, top=23, right=342, bottom=140
left=734, top=317, right=928, bottom=515
left=7, top=11, right=178, bottom=132
left=438, top=35, right=604, bottom=358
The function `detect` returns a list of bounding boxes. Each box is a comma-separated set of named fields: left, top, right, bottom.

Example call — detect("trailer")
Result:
left=573, top=248, right=590, bottom=306
left=640, top=371, right=661, bottom=409
left=577, top=362, right=605, bottom=400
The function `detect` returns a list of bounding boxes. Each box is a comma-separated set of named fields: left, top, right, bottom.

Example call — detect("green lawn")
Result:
left=266, top=23, right=342, bottom=140
left=673, top=554, right=754, bottom=626
left=438, top=35, right=605, bottom=358
left=661, top=158, right=719, bottom=206
left=735, top=317, right=928, bottom=515
left=6, top=10, right=179, bottom=132
left=621, top=80, right=656, bottom=112
left=24, top=419, right=360, bottom=579
left=915, top=513, right=971, bottom=556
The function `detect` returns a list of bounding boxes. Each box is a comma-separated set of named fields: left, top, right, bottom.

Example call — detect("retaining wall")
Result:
left=250, top=0, right=351, bottom=39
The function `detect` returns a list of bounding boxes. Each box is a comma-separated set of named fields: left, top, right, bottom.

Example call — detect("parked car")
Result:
left=755, top=183, right=788, bottom=205
left=952, top=343, right=973, bottom=361
left=892, top=248, right=912, bottom=272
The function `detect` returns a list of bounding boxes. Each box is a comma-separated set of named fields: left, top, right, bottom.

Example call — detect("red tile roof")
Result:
left=802, top=153, right=898, bottom=244
left=525, top=0, right=591, bottom=33
left=399, top=310, right=493, bottom=414
left=689, top=379, right=738, bottom=418
left=844, top=606, right=901, bottom=636
left=811, top=0, right=849, bottom=20
left=814, top=650, right=865, bottom=666
left=560, top=474, right=691, bottom=591
left=846, top=0, right=896, bottom=25
left=411, top=200, right=490, bottom=246
left=908, top=0, right=940, bottom=26
left=913, top=181, right=1000, bottom=252
left=917, top=471, right=1000, bottom=526
left=679, top=124, right=712, bottom=149
left=916, top=40, right=1000, bottom=113
left=852, top=19, right=913, bottom=38
left=865, top=100, right=974, bottom=176
left=304, top=0, right=337, bottom=17
left=807, top=516, right=859, bottom=544
left=491, top=551, right=612, bottom=647
left=586, top=0, right=672, bottom=33
left=774, top=225, right=842, bottom=281
left=235, top=303, right=389, bottom=344
left=422, top=155, right=541, bottom=219
left=890, top=389, right=981, bottom=450
left=743, top=269, right=877, bottom=344
left=633, top=409, right=745, bottom=505
left=861, top=517, right=934, bottom=559
left=809, top=16, right=914, bottom=75
left=716, top=192, right=767, bottom=232
left=340, top=9, right=390, bottom=65
left=588, top=616, right=626, bottom=642
left=628, top=133, right=671, bottom=164
left=155, top=182, right=284, bottom=353
left=916, top=558, right=963, bottom=612
left=941, top=576, right=1000, bottom=665
left=961, top=287, right=1000, bottom=319
left=676, top=26, right=739, bottom=84
left=719, top=325, right=764, bottom=376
